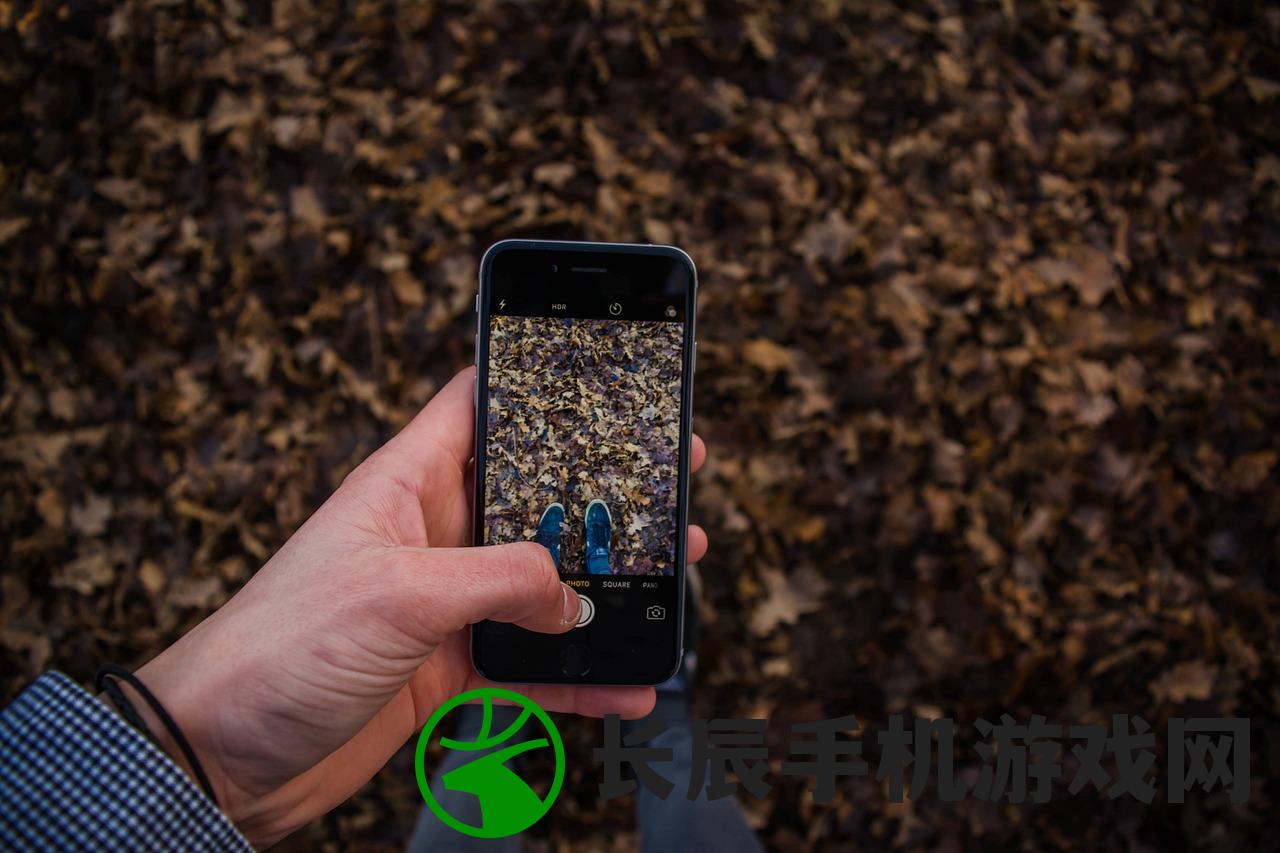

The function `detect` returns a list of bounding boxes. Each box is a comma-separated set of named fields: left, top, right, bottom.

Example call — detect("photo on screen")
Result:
left=483, top=315, right=683, bottom=576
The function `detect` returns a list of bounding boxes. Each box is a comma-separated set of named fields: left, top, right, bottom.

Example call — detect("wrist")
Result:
left=101, top=679, right=201, bottom=782
left=132, top=657, right=345, bottom=847
left=97, top=663, right=237, bottom=822
left=131, top=653, right=292, bottom=845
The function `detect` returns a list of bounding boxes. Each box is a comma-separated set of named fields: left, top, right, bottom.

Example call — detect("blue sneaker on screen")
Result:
left=584, top=499, right=613, bottom=575
left=534, top=502, right=564, bottom=570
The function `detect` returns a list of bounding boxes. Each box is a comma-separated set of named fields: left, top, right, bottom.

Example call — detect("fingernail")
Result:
left=560, top=583, right=580, bottom=626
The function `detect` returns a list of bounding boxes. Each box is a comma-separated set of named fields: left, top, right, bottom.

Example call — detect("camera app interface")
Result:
left=484, top=308, right=684, bottom=577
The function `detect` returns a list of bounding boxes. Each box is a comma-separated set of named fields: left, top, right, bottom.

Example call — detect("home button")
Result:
left=561, top=644, right=591, bottom=677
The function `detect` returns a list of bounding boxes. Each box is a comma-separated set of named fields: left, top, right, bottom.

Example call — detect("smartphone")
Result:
left=470, top=239, right=697, bottom=685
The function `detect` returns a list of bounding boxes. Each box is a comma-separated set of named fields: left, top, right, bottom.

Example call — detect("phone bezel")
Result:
left=470, top=239, right=697, bottom=686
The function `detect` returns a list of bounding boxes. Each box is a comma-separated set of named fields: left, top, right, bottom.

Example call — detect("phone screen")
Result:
left=485, top=315, right=683, bottom=574
left=472, top=242, right=695, bottom=684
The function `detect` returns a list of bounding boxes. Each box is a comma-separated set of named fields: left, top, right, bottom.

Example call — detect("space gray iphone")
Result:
left=470, top=239, right=696, bottom=685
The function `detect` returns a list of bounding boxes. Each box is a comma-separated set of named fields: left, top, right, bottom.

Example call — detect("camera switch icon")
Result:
left=645, top=605, right=666, bottom=621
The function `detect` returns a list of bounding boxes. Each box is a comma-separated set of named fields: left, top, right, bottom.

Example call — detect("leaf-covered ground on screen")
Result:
left=483, top=316, right=682, bottom=576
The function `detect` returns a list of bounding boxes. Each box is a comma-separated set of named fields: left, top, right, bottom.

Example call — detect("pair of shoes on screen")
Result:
left=534, top=499, right=612, bottom=574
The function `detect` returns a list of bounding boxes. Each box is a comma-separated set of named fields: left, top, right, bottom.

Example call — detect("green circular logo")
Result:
left=414, top=688, right=565, bottom=838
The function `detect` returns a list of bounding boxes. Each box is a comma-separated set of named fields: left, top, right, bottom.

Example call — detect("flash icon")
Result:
left=498, top=299, right=507, bottom=310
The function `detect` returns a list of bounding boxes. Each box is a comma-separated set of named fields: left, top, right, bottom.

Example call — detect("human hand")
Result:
left=127, top=367, right=709, bottom=846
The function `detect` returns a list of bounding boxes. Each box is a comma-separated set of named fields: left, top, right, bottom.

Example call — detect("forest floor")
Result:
left=1, top=1, right=1277, bottom=849
left=485, top=316, right=683, bottom=576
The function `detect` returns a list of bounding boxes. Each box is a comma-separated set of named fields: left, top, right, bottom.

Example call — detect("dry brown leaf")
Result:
left=1150, top=660, right=1218, bottom=704
left=750, top=566, right=830, bottom=635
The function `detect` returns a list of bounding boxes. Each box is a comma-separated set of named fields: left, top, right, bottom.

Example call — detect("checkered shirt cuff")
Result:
left=0, top=671, right=250, bottom=851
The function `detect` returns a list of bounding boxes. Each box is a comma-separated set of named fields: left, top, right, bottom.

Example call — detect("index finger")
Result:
left=385, top=366, right=476, bottom=474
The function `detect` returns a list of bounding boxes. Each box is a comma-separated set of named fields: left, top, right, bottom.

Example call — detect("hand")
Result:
left=128, top=367, right=709, bottom=846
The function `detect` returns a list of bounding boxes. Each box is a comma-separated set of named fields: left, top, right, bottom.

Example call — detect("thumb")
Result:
left=399, top=541, right=581, bottom=638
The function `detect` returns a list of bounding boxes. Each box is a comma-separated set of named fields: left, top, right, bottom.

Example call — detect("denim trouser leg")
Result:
left=630, top=699, right=764, bottom=853
left=407, top=705, right=526, bottom=853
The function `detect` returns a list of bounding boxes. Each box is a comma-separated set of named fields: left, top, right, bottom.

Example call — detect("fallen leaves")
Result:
left=796, top=210, right=859, bottom=267
left=749, top=566, right=830, bottom=636
left=2, top=0, right=1277, bottom=849
left=68, top=494, right=112, bottom=537
left=1029, top=246, right=1120, bottom=308
left=53, top=553, right=116, bottom=596
left=1151, top=660, right=1219, bottom=705
left=484, top=317, right=682, bottom=575
left=741, top=338, right=795, bottom=373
